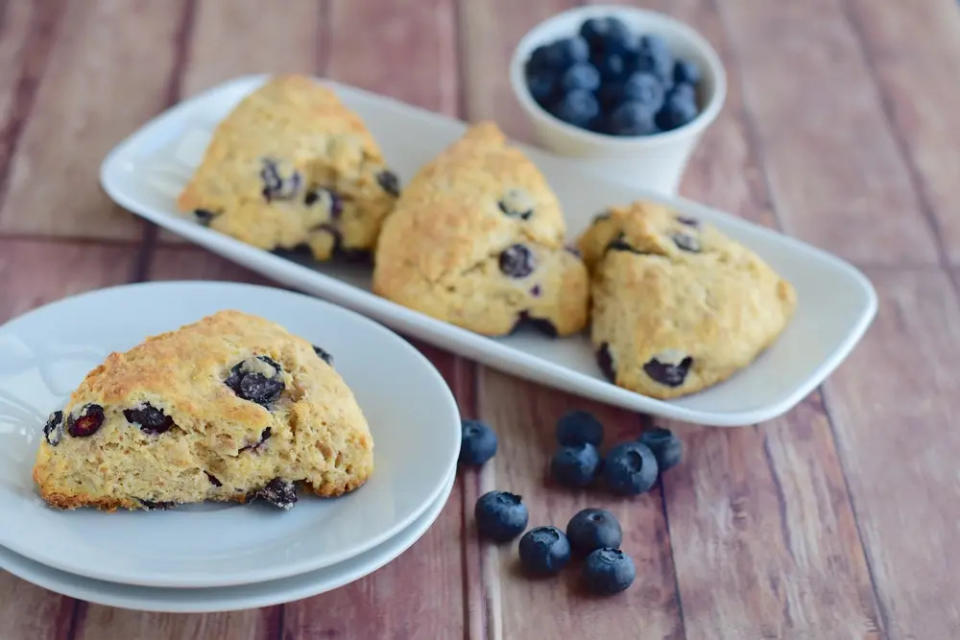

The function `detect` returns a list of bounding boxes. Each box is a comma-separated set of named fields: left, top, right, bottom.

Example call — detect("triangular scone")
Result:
left=178, top=75, right=399, bottom=261
left=33, top=311, right=373, bottom=511
left=373, top=122, right=588, bottom=336
left=578, top=201, right=796, bottom=398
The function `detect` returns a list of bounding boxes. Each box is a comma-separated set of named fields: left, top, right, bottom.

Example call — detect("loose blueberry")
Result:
left=67, top=404, right=104, bottom=438
left=123, top=402, right=174, bottom=435
left=621, top=72, right=665, bottom=113
left=673, top=59, right=701, bottom=85
left=656, top=91, right=699, bottom=130
left=566, top=508, right=623, bottom=554
left=224, top=356, right=285, bottom=406
left=551, top=89, right=600, bottom=128
left=239, top=427, right=272, bottom=453
left=604, top=441, right=659, bottom=495
left=639, top=427, right=683, bottom=471
left=499, top=244, right=535, bottom=278
left=607, top=101, right=659, bottom=136
left=253, top=477, right=298, bottom=510
left=460, top=419, right=498, bottom=466
left=672, top=231, right=701, bottom=253
left=193, top=209, right=218, bottom=226
left=583, top=548, right=636, bottom=595
left=260, top=159, right=301, bottom=201
left=312, top=345, right=333, bottom=365
left=377, top=170, right=401, bottom=197
left=596, top=343, right=616, bottom=382
left=551, top=443, right=601, bottom=488
left=475, top=491, right=529, bottom=542
left=644, top=355, right=693, bottom=387
left=205, top=472, right=222, bottom=487
left=519, top=526, right=571, bottom=576
left=42, top=410, right=63, bottom=446
left=560, top=62, right=601, bottom=93
left=556, top=410, right=604, bottom=446
left=304, top=187, right=343, bottom=219
left=512, top=311, right=557, bottom=338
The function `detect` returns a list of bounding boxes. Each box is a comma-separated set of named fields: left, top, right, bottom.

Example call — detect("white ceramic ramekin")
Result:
left=510, top=5, right=727, bottom=194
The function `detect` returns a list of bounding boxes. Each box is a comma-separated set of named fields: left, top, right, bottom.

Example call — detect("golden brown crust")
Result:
left=578, top=201, right=796, bottom=398
left=373, top=122, right=588, bottom=335
left=178, top=75, right=398, bottom=260
left=33, top=310, right=373, bottom=510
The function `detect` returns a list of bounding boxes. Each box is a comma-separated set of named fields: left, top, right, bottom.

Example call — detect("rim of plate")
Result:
left=0, top=281, right=461, bottom=587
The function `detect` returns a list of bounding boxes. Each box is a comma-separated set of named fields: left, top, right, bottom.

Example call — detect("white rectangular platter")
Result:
left=100, top=75, right=876, bottom=426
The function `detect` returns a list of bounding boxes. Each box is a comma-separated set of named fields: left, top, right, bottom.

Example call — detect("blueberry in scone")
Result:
left=577, top=200, right=796, bottom=398
left=32, top=310, right=374, bottom=511
left=373, top=122, right=589, bottom=336
left=178, top=75, right=399, bottom=261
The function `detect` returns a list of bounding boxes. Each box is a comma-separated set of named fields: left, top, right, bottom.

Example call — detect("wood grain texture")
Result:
left=180, top=0, right=323, bottom=98
left=823, top=267, right=960, bottom=639
left=478, top=371, right=684, bottom=639
left=0, top=238, right=140, bottom=639
left=715, top=0, right=940, bottom=266
left=73, top=607, right=277, bottom=640
left=0, top=0, right=188, bottom=240
left=146, top=245, right=273, bottom=284
left=458, top=0, right=578, bottom=142
left=843, top=0, right=960, bottom=265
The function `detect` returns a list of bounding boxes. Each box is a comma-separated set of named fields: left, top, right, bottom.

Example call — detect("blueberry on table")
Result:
left=673, top=59, right=702, bottom=85
left=560, top=62, right=601, bottom=93
left=556, top=409, right=604, bottom=446
left=475, top=491, right=529, bottom=542
left=639, top=427, right=683, bottom=471
left=519, top=526, right=572, bottom=575
left=656, top=91, right=699, bottom=130
left=583, top=548, right=636, bottom=595
left=551, top=89, right=600, bottom=129
left=460, top=419, right=498, bottom=466
left=621, top=72, right=665, bottom=113
left=603, top=441, right=659, bottom=495
left=551, top=443, right=600, bottom=488
left=606, top=101, right=659, bottom=136
left=566, top=508, right=623, bottom=554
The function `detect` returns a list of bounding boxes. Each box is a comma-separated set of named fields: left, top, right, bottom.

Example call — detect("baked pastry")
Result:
left=578, top=201, right=796, bottom=398
left=178, top=74, right=399, bottom=261
left=373, top=122, right=588, bottom=336
left=33, top=310, right=373, bottom=511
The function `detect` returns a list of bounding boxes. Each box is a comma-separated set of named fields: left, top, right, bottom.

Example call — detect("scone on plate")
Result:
left=178, top=74, right=399, bottom=261
left=33, top=311, right=373, bottom=511
left=373, top=122, right=589, bottom=336
left=578, top=201, right=796, bottom=399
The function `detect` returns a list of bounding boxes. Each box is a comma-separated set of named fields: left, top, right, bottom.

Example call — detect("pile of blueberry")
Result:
left=551, top=410, right=682, bottom=494
left=524, top=16, right=702, bottom=136
left=459, top=413, right=684, bottom=596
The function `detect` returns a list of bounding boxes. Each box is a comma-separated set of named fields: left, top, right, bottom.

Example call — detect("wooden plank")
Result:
left=822, top=267, right=960, bottom=639
left=146, top=245, right=273, bottom=284
left=478, top=370, right=684, bottom=639
left=0, top=238, right=140, bottom=638
left=458, top=0, right=578, bottom=142
left=0, top=0, right=188, bottom=240
left=283, top=3, right=468, bottom=638
left=843, top=0, right=960, bottom=264
left=715, top=0, right=940, bottom=266
left=74, top=607, right=276, bottom=640
left=180, top=0, right=323, bottom=98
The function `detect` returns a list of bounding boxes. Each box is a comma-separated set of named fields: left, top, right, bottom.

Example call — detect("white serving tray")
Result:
left=100, top=75, right=876, bottom=426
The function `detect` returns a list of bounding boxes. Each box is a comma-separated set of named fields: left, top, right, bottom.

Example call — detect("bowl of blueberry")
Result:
left=510, top=6, right=726, bottom=193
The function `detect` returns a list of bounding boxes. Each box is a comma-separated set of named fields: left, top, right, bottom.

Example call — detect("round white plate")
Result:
left=0, top=282, right=460, bottom=588
left=0, top=463, right=456, bottom=612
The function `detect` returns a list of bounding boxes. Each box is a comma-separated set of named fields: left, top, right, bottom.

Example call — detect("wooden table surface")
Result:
left=2, top=1, right=958, bottom=638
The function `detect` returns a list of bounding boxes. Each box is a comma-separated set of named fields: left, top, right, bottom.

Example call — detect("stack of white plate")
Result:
left=0, top=282, right=461, bottom=612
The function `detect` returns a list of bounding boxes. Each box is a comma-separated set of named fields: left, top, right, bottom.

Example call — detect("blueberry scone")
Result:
left=178, top=75, right=399, bottom=261
left=33, top=310, right=373, bottom=511
left=373, top=122, right=588, bottom=336
left=578, top=201, right=796, bottom=398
